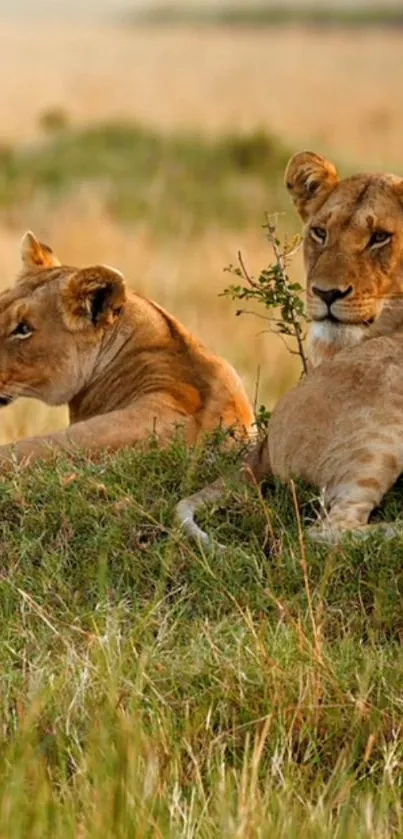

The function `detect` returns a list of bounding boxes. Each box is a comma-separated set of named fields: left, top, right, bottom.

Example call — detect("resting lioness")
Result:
left=0, top=232, right=254, bottom=466
left=176, top=151, right=403, bottom=545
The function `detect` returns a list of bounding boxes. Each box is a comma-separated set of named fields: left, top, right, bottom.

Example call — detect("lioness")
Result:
left=0, top=232, right=254, bottom=465
left=176, top=151, right=403, bottom=544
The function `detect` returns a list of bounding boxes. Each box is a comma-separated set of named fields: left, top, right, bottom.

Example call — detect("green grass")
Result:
left=0, top=121, right=289, bottom=234
left=132, top=4, right=403, bottom=29
left=0, top=435, right=402, bottom=837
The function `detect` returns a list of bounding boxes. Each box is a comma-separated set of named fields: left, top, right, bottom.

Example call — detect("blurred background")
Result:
left=0, top=0, right=402, bottom=442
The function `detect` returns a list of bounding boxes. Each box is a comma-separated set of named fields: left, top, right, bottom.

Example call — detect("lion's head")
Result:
left=0, top=232, right=125, bottom=407
left=285, top=151, right=403, bottom=367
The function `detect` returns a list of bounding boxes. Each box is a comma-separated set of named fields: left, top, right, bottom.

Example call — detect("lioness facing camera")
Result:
left=0, top=232, right=254, bottom=465
left=289, top=150, right=403, bottom=368
left=176, top=151, right=403, bottom=545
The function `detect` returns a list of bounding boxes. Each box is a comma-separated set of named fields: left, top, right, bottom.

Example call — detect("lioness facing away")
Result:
left=176, top=151, right=403, bottom=545
left=0, top=232, right=254, bottom=465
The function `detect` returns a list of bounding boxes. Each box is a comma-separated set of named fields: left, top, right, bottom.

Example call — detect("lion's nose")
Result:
left=312, top=285, right=353, bottom=307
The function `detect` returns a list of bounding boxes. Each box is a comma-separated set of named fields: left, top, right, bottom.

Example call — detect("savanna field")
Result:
left=0, top=12, right=402, bottom=836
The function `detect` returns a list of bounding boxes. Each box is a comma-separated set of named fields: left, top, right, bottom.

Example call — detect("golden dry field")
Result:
left=0, top=20, right=403, bottom=443
left=1, top=23, right=403, bottom=160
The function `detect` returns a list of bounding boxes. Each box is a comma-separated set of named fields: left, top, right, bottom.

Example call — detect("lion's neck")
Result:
left=68, top=293, right=204, bottom=423
left=308, top=299, right=403, bottom=369
left=308, top=320, right=368, bottom=368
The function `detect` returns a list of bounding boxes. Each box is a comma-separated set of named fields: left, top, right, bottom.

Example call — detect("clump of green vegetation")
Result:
left=0, top=436, right=402, bottom=836
left=132, top=3, right=403, bottom=29
left=0, top=122, right=290, bottom=234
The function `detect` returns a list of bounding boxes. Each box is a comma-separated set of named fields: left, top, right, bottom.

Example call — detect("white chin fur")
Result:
left=309, top=320, right=366, bottom=349
left=308, top=320, right=367, bottom=368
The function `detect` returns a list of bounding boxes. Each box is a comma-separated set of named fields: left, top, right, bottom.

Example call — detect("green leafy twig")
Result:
left=222, top=215, right=308, bottom=375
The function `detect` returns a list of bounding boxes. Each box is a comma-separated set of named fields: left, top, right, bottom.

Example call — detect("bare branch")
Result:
left=237, top=250, right=259, bottom=289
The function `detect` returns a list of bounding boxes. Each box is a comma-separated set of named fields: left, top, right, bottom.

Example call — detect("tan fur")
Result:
left=0, top=232, right=254, bottom=467
left=176, top=153, right=403, bottom=545
left=250, top=336, right=403, bottom=542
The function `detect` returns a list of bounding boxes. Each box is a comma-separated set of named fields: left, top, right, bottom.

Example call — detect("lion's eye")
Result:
left=310, top=226, right=327, bottom=244
left=10, top=321, right=33, bottom=339
left=369, top=230, right=392, bottom=248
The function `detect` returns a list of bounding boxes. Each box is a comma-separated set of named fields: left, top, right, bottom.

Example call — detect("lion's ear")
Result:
left=20, top=231, right=61, bottom=269
left=284, top=151, right=339, bottom=222
left=61, top=265, right=126, bottom=330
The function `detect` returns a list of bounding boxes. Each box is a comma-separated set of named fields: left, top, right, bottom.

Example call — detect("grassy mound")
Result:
left=0, top=437, right=402, bottom=837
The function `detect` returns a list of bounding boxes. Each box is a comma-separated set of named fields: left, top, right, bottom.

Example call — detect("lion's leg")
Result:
left=308, top=454, right=402, bottom=544
left=307, top=500, right=400, bottom=544
left=0, top=395, right=198, bottom=469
